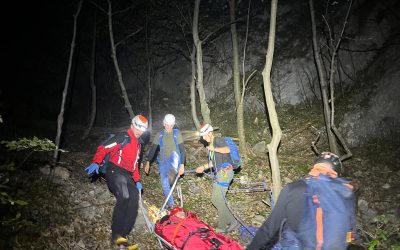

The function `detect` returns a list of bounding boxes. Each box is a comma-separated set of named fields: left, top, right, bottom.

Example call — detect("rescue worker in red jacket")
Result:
left=85, top=115, right=148, bottom=248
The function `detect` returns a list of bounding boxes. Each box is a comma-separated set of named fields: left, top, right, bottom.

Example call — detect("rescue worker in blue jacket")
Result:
left=145, top=114, right=186, bottom=207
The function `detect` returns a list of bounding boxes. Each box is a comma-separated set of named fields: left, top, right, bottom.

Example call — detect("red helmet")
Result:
left=131, top=115, right=148, bottom=132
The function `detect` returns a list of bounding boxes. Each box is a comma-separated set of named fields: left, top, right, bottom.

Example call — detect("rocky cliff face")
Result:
left=146, top=0, right=400, bottom=146
left=52, top=0, right=399, bottom=147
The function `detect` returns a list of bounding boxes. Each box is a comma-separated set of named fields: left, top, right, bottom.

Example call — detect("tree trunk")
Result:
left=309, top=0, right=338, bottom=154
left=229, top=0, right=247, bottom=157
left=52, top=0, right=83, bottom=176
left=193, top=0, right=211, bottom=124
left=328, top=0, right=353, bottom=161
left=262, top=0, right=282, bottom=202
left=190, top=45, right=201, bottom=129
left=108, top=0, right=135, bottom=119
left=82, top=9, right=97, bottom=140
left=145, top=11, right=153, bottom=131
left=230, top=0, right=241, bottom=109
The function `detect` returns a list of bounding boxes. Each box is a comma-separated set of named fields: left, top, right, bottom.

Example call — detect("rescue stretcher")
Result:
left=138, top=173, right=265, bottom=249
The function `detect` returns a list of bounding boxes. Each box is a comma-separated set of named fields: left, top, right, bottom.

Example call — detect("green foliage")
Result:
left=0, top=134, right=62, bottom=247
left=0, top=163, right=28, bottom=206
left=1, top=136, right=63, bottom=152
left=367, top=215, right=400, bottom=250
left=0, top=162, right=32, bottom=241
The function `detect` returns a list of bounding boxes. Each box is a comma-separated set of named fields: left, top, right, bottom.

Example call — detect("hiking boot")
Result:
left=112, top=236, right=139, bottom=249
left=126, top=243, right=139, bottom=250
left=226, top=220, right=240, bottom=232
left=113, top=236, right=129, bottom=245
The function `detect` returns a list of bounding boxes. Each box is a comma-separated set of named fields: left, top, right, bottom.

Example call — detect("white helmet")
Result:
left=199, top=123, right=213, bottom=136
left=131, top=115, right=148, bottom=132
left=163, top=114, right=176, bottom=126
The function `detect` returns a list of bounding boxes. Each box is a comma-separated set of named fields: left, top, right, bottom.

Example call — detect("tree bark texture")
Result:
left=108, top=0, right=135, bottom=119
left=145, top=11, right=153, bottom=131
left=229, top=0, right=247, bottom=157
left=82, top=9, right=97, bottom=140
left=309, top=0, right=338, bottom=154
left=190, top=45, right=201, bottom=129
left=262, top=0, right=282, bottom=202
left=193, top=0, right=211, bottom=124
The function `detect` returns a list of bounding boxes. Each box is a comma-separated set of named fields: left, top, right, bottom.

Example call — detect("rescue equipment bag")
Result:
left=274, top=175, right=356, bottom=250
left=223, top=137, right=242, bottom=170
left=155, top=207, right=243, bottom=250
left=297, top=174, right=356, bottom=249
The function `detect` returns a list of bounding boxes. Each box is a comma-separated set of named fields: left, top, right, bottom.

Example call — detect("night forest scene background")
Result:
left=1, top=0, right=399, bottom=249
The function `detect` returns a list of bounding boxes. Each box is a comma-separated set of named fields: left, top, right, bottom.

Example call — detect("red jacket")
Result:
left=92, top=128, right=141, bottom=182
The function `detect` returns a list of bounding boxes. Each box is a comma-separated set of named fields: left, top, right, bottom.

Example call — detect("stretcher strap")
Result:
left=172, top=219, right=186, bottom=245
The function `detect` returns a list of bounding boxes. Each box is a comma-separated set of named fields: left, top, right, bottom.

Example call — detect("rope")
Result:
left=138, top=192, right=164, bottom=249
left=217, top=182, right=257, bottom=237
left=159, top=174, right=180, bottom=215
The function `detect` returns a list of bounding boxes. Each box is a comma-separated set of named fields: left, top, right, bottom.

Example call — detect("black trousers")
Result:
left=105, top=163, right=139, bottom=239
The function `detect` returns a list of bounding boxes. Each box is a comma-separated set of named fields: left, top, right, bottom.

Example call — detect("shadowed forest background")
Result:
left=1, top=0, right=399, bottom=249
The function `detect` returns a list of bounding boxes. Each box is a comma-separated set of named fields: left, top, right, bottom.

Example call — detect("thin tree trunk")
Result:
left=107, top=0, right=135, bottom=119
left=309, top=0, right=338, bottom=154
left=240, top=0, right=254, bottom=157
left=262, top=0, right=282, bottom=201
left=229, top=0, right=247, bottom=157
left=82, top=9, right=97, bottom=140
left=193, top=0, right=211, bottom=124
left=145, top=11, right=153, bottom=131
left=190, top=45, right=201, bottom=129
left=230, top=0, right=240, bottom=109
left=52, top=0, right=83, bottom=178
left=328, top=0, right=353, bottom=161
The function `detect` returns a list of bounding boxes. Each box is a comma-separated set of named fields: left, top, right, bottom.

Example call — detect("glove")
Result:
left=136, top=181, right=143, bottom=191
left=85, top=163, right=99, bottom=175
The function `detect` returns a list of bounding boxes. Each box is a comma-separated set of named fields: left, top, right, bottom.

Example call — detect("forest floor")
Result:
left=1, top=104, right=399, bottom=249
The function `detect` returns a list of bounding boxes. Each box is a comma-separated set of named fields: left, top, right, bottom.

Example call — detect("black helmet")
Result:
left=314, top=152, right=342, bottom=176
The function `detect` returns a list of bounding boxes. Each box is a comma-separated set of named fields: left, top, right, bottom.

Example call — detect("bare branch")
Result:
left=240, top=0, right=252, bottom=104
left=112, top=3, right=138, bottom=16
left=332, top=125, right=352, bottom=161
left=335, top=0, right=353, bottom=52
left=115, top=27, right=143, bottom=47
left=322, top=15, right=334, bottom=49
left=241, top=70, right=257, bottom=104
left=88, top=0, right=107, bottom=14
left=310, top=125, right=322, bottom=155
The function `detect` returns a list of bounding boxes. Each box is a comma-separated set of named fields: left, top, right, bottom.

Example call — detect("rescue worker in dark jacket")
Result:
left=85, top=115, right=148, bottom=249
left=195, top=123, right=239, bottom=233
left=247, top=152, right=356, bottom=250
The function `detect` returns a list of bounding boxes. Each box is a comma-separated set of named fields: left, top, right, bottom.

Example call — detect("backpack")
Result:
left=155, top=207, right=243, bottom=250
left=158, top=128, right=181, bottom=165
left=223, top=137, right=242, bottom=170
left=275, top=175, right=355, bottom=250
left=98, top=133, right=130, bottom=174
